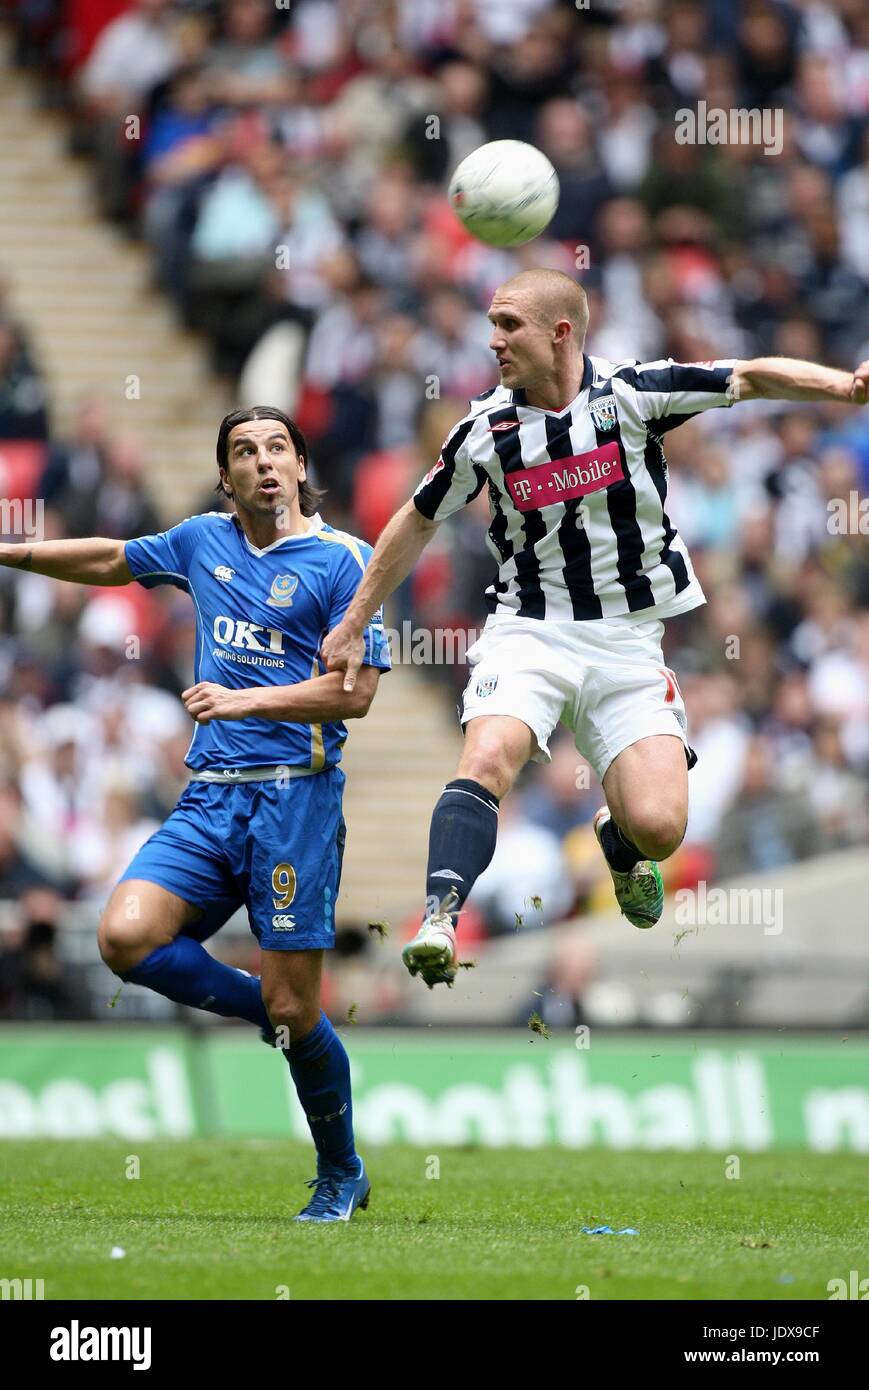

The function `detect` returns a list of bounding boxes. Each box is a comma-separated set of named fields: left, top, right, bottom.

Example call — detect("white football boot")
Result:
left=402, top=889, right=460, bottom=989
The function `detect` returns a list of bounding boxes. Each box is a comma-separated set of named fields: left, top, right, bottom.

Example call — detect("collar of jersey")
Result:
left=234, top=511, right=324, bottom=557
left=510, top=353, right=595, bottom=415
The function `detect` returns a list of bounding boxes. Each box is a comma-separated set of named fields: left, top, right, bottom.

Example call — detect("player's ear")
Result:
left=219, top=466, right=233, bottom=498
left=296, top=453, right=307, bottom=483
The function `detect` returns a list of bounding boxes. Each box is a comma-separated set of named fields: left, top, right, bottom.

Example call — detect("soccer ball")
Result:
left=448, top=140, right=560, bottom=248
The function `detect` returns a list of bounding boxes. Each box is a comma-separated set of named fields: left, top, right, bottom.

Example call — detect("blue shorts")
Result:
left=119, top=769, right=346, bottom=952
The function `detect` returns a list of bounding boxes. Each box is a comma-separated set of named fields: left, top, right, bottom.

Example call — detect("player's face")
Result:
left=222, top=420, right=305, bottom=519
left=487, top=293, right=557, bottom=391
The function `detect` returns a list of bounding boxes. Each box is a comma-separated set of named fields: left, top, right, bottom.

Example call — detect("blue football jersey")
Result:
left=125, top=511, right=391, bottom=772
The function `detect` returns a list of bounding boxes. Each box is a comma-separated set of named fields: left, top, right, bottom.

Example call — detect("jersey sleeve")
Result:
left=326, top=540, right=392, bottom=673
left=614, top=358, right=737, bottom=433
left=412, top=416, right=487, bottom=521
left=124, top=516, right=202, bottom=591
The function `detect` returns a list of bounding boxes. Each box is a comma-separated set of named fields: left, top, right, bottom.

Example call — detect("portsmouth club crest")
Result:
left=266, top=573, right=299, bottom=608
left=589, top=394, right=618, bottom=432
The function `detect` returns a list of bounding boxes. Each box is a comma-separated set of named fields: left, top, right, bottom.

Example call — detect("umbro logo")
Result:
left=489, top=420, right=519, bottom=432
left=214, top=565, right=235, bottom=582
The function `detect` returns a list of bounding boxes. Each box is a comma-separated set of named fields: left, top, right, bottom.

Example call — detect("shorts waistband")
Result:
left=188, top=764, right=322, bottom=784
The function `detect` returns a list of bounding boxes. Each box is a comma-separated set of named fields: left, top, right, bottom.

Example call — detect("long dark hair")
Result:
left=215, top=406, right=325, bottom=517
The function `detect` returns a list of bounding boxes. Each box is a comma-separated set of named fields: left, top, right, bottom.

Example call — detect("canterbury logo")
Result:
left=271, top=915, right=296, bottom=930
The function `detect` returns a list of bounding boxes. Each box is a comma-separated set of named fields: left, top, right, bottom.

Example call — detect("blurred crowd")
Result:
left=1, top=0, right=868, bottom=1017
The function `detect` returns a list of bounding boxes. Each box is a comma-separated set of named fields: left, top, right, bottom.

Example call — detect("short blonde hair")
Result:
left=496, top=268, right=589, bottom=340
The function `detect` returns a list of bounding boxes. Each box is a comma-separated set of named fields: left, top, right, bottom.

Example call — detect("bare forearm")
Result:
left=733, top=357, right=860, bottom=404
left=234, top=671, right=372, bottom=723
left=0, top=538, right=132, bottom=585
left=340, top=501, right=438, bottom=634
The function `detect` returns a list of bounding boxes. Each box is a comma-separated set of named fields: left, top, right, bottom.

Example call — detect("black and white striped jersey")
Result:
left=412, top=353, right=737, bottom=622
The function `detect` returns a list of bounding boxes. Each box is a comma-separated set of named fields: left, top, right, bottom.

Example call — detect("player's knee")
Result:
left=262, top=984, right=317, bottom=1040
left=624, top=805, right=686, bottom=862
left=97, top=913, right=161, bottom=975
left=459, top=743, right=517, bottom=800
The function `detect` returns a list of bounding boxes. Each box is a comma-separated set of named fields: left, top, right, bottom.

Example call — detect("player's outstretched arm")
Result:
left=0, top=538, right=132, bottom=585
left=321, top=499, right=439, bottom=692
left=730, top=357, right=869, bottom=405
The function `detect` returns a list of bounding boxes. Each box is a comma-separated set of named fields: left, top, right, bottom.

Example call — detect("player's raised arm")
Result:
left=0, top=537, right=132, bottom=585
left=729, top=356, right=869, bottom=404
left=323, top=415, right=484, bottom=690
left=321, top=499, right=440, bottom=690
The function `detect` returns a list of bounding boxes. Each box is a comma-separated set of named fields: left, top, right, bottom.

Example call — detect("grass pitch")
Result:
left=1, top=1141, right=866, bottom=1300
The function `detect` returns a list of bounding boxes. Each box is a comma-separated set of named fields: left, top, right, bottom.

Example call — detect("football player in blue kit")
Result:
left=0, top=407, right=391, bottom=1222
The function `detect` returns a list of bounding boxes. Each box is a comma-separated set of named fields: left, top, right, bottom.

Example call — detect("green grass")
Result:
left=1, top=1142, right=866, bottom=1300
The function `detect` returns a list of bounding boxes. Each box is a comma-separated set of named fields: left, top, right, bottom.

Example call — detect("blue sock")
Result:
left=123, top=936, right=270, bottom=1029
left=425, top=778, right=499, bottom=921
left=284, top=1011, right=356, bottom=1173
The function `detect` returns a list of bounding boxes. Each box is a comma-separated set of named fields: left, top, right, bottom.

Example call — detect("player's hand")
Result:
left=850, top=361, right=869, bottom=405
left=321, top=621, right=365, bottom=693
left=182, top=681, right=249, bottom=724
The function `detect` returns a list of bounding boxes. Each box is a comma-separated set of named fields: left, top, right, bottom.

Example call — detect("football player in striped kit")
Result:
left=323, top=268, right=869, bottom=986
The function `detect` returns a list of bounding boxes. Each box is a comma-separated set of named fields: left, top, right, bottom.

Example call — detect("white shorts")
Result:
left=460, top=614, right=695, bottom=782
